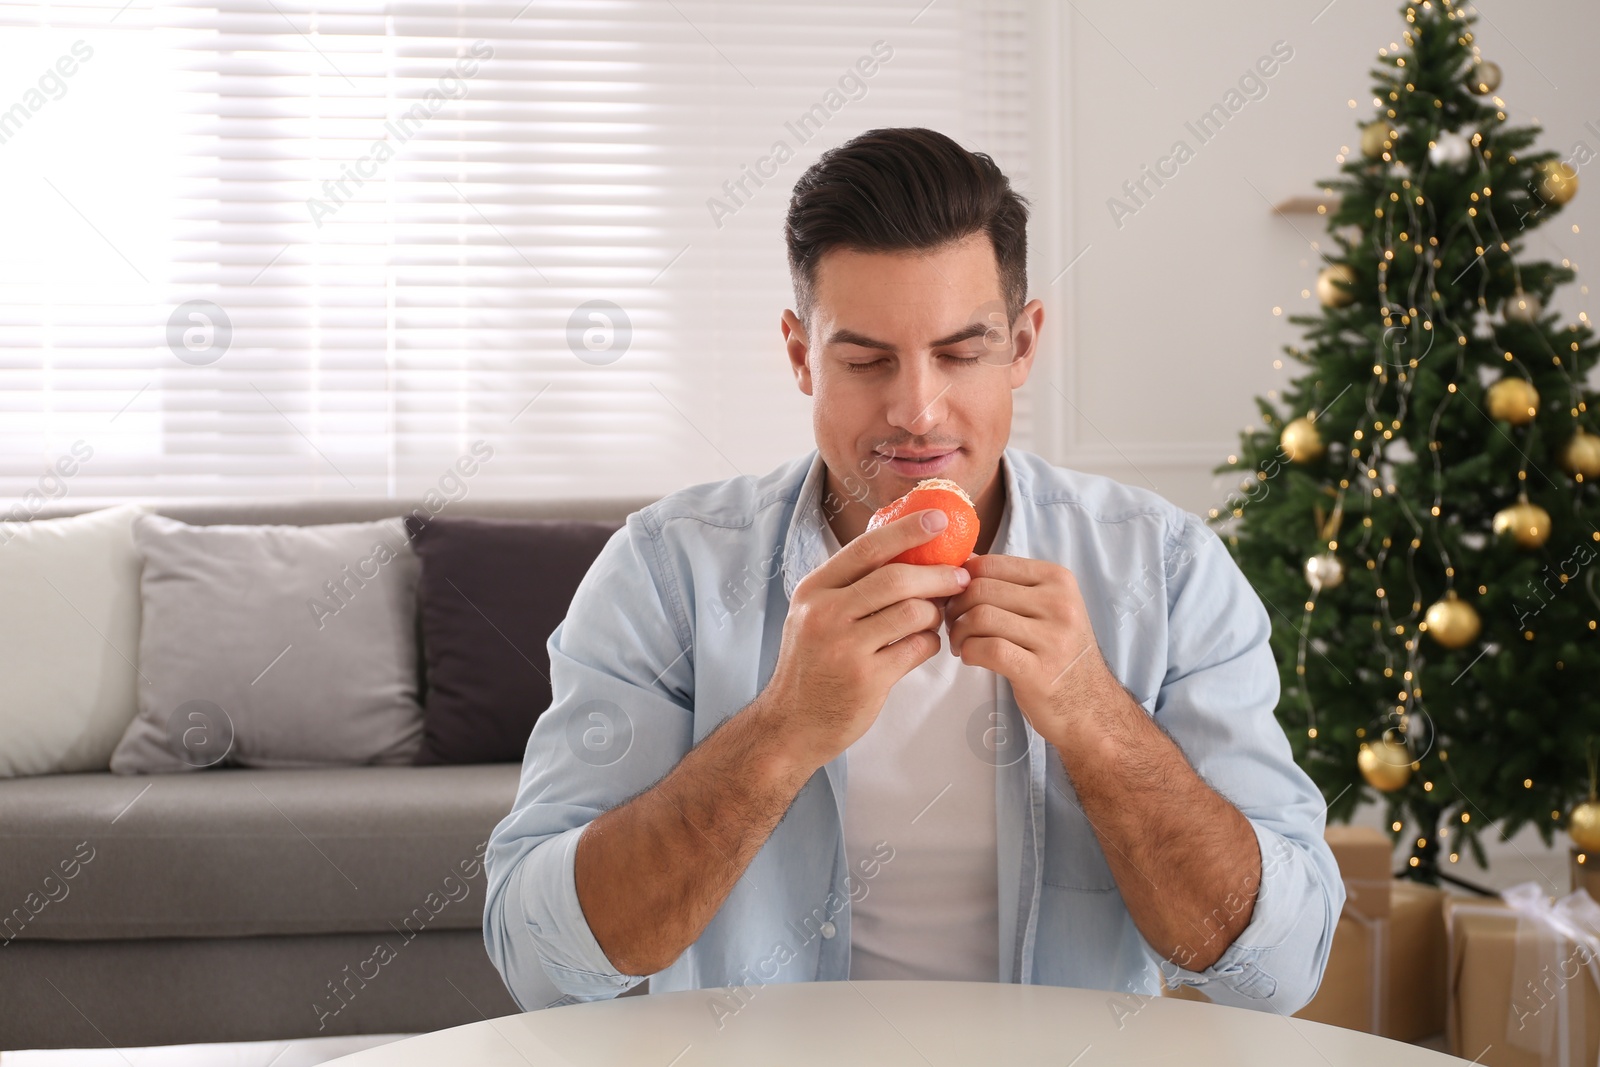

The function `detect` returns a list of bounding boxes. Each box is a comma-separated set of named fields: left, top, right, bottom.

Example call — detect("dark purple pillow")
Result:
left=404, top=515, right=620, bottom=764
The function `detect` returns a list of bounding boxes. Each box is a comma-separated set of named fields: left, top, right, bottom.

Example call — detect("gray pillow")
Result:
left=109, top=514, right=424, bottom=773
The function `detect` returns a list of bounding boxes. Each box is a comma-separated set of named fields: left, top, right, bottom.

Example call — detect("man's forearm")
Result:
left=573, top=695, right=815, bottom=977
left=1050, top=679, right=1260, bottom=972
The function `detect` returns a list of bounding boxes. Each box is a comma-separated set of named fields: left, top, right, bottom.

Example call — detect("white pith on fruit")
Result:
left=908, top=477, right=973, bottom=507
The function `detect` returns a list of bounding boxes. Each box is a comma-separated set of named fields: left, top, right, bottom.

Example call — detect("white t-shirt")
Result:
left=819, top=520, right=1000, bottom=982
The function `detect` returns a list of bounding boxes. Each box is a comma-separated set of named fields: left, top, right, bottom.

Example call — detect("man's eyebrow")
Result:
left=824, top=322, right=990, bottom=351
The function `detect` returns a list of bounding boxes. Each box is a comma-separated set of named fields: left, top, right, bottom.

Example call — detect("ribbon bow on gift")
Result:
left=1501, top=881, right=1600, bottom=1067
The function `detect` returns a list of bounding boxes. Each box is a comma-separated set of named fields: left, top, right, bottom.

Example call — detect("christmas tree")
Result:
left=1208, top=0, right=1600, bottom=887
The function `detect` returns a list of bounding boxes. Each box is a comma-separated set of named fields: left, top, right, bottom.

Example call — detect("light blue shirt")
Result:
left=483, top=448, right=1344, bottom=1015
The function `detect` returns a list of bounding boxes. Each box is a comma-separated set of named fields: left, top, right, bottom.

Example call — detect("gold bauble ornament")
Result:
left=1304, top=552, right=1345, bottom=592
left=1503, top=290, right=1543, bottom=324
left=1538, top=160, right=1578, bottom=206
left=1316, top=263, right=1358, bottom=308
left=1572, top=800, right=1600, bottom=853
left=1280, top=416, right=1325, bottom=464
left=1493, top=500, right=1553, bottom=549
left=1424, top=592, right=1481, bottom=649
left=1360, top=121, right=1394, bottom=160
left=1561, top=430, right=1600, bottom=479
left=1467, top=60, right=1502, bottom=95
left=1486, top=376, right=1540, bottom=425
left=1575, top=743, right=1600, bottom=851
left=1358, top=738, right=1414, bottom=792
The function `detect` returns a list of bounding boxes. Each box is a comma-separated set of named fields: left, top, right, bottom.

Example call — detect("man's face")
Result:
left=781, top=232, right=1043, bottom=521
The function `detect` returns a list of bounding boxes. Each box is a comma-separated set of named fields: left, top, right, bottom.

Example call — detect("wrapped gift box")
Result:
left=1290, top=900, right=1380, bottom=1027
left=1325, top=825, right=1395, bottom=920
left=1382, top=881, right=1449, bottom=1040
left=1293, top=879, right=1445, bottom=1038
left=1573, top=847, right=1600, bottom=901
left=1445, top=887, right=1600, bottom=1067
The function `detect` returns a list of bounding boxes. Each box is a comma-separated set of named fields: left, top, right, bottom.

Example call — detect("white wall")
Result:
left=1040, top=0, right=1600, bottom=529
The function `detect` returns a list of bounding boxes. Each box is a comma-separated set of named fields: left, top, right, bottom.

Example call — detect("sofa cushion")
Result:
left=0, top=504, right=146, bottom=778
left=0, top=764, right=520, bottom=941
left=109, top=514, right=424, bottom=773
left=405, top=515, right=621, bottom=764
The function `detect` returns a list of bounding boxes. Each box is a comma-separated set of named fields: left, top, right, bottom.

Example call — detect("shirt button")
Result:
left=820, top=921, right=836, bottom=939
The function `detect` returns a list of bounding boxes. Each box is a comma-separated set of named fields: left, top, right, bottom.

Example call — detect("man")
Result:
left=483, top=127, right=1343, bottom=1016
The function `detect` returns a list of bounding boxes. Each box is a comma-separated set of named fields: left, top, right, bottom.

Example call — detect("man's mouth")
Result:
left=876, top=448, right=958, bottom=478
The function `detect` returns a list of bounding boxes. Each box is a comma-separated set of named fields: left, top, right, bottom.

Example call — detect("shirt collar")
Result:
left=779, top=452, right=832, bottom=601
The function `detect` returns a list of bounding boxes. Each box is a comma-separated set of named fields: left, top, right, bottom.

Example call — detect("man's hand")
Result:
left=758, top=508, right=972, bottom=773
left=944, top=554, right=1118, bottom=743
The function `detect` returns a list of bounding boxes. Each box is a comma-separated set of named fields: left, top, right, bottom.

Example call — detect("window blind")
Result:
left=0, top=0, right=1036, bottom=503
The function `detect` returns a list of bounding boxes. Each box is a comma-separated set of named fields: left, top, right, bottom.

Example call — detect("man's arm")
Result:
left=571, top=690, right=810, bottom=976
left=945, top=511, right=1344, bottom=1011
left=1047, top=677, right=1262, bottom=973
left=492, top=505, right=970, bottom=991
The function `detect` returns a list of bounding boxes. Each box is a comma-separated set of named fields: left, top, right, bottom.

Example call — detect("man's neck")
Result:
left=821, top=457, right=1007, bottom=556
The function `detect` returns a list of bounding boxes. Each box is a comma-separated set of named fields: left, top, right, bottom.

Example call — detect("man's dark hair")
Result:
left=783, top=127, right=1030, bottom=334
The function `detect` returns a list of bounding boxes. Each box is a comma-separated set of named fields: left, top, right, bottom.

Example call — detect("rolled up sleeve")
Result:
left=1150, top=513, right=1345, bottom=1014
left=482, top=510, right=697, bottom=1008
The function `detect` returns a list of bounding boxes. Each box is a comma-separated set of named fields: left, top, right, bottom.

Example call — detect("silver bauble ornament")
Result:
left=1503, top=290, right=1543, bottom=324
left=1468, top=61, right=1502, bottom=95
left=1304, top=552, right=1346, bottom=592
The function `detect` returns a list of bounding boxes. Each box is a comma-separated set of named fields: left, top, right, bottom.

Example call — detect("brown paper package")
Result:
left=1445, top=891, right=1600, bottom=1067
left=1326, top=824, right=1396, bottom=920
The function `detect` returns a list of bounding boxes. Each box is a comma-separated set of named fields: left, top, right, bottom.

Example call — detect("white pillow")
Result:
left=0, top=504, right=146, bottom=777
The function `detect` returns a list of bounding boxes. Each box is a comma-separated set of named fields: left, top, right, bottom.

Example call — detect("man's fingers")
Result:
left=948, top=602, right=1041, bottom=656
left=860, top=596, right=943, bottom=652
left=962, top=553, right=1054, bottom=586
left=851, top=560, right=969, bottom=618
left=821, top=509, right=948, bottom=587
left=877, top=627, right=942, bottom=675
left=945, top=575, right=1040, bottom=621
left=957, top=635, right=1037, bottom=677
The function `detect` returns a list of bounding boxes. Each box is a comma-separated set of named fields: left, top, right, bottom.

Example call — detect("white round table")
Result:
left=326, top=980, right=1471, bottom=1065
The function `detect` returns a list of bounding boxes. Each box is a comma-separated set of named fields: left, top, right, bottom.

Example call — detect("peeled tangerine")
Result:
left=866, top=478, right=981, bottom=567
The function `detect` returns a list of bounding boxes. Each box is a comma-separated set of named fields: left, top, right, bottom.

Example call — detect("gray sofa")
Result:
left=0, top=495, right=650, bottom=1052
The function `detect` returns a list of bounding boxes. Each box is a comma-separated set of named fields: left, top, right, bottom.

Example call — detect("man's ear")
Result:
left=781, top=309, right=814, bottom=396
left=1007, top=299, right=1045, bottom=390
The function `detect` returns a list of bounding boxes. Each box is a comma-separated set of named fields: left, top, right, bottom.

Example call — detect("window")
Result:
left=1, top=0, right=1039, bottom=501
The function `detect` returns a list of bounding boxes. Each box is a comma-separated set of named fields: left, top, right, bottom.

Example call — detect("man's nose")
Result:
left=885, top=359, right=950, bottom=435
